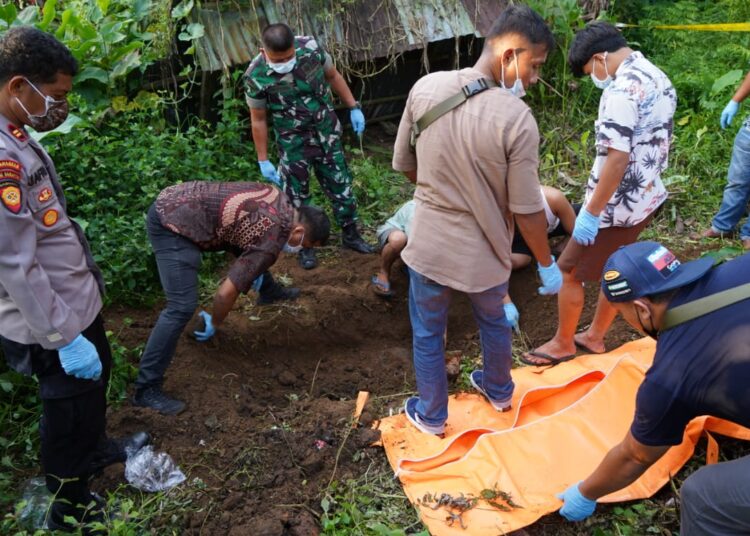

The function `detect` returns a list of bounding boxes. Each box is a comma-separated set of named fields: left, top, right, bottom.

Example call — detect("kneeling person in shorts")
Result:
left=371, top=199, right=415, bottom=298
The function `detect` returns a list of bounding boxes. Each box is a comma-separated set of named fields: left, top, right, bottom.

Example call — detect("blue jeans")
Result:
left=408, top=268, right=514, bottom=427
left=136, top=205, right=202, bottom=389
left=712, top=125, right=750, bottom=240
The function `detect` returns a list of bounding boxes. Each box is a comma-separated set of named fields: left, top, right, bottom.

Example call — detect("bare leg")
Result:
left=523, top=269, right=583, bottom=364
left=574, top=290, right=618, bottom=353
left=374, top=230, right=407, bottom=287
left=511, top=253, right=532, bottom=270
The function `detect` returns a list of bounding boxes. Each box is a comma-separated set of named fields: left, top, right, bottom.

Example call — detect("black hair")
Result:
left=0, top=26, right=77, bottom=85
left=568, top=21, right=627, bottom=78
left=298, top=205, right=330, bottom=246
left=485, top=5, right=555, bottom=54
left=644, top=287, right=679, bottom=305
left=261, top=23, right=295, bottom=52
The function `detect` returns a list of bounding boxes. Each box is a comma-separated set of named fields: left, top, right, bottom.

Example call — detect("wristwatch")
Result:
left=350, top=101, right=362, bottom=110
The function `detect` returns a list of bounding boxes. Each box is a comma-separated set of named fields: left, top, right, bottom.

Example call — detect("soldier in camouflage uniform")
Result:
left=244, top=23, right=374, bottom=269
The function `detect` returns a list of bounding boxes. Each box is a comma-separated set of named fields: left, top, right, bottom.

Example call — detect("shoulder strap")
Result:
left=410, top=78, right=497, bottom=148
left=662, top=281, right=750, bottom=331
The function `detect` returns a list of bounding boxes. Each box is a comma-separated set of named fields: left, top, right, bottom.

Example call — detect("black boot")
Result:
left=298, top=247, right=318, bottom=269
left=47, top=491, right=106, bottom=534
left=341, top=223, right=375, bottom=254
left=46, top=475, right=106, bottom=534
left=257, top=271, right=301, bottom=305
left=89, top=432, right=152, bottom=474
left=133, top=386, right=185, bottom=416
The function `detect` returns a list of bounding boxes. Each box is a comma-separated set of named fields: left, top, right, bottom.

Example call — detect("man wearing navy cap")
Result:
left=556, top=241, right=750, bottom=535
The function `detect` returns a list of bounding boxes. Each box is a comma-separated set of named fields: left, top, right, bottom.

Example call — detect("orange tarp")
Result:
left=377, top=338, right=750, bottom=535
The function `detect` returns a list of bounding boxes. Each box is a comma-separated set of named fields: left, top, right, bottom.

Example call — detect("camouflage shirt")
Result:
left=155, top=181, right=294, bottom=294
left=243, top=36, right=342, bottom=154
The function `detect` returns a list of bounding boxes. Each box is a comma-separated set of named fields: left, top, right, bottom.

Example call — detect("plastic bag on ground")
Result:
left=124, top=445, right=186, bottom=492
left=17, top=477, right=50, bottom=529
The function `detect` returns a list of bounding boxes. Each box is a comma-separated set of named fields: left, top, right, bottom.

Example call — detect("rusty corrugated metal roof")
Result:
left=192, top=0, right=507, bottom=73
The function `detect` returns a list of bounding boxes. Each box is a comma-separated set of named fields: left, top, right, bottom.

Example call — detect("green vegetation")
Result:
left=1, top=0, right=749, bottom=534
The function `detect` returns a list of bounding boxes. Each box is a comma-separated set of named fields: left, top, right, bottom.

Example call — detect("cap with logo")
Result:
left=601, top=241, right=714, bottom=303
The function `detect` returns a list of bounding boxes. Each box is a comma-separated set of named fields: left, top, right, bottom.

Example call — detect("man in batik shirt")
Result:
left=133, top=181, right=330, bottom=414
left=523, top=22, right=676, bottom=366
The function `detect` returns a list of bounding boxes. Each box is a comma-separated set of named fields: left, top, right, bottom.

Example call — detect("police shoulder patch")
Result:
left=42, top=208, right=58, bottom=226
left=0, top=181, right=22, bottom=213
left=7, top=124, right=28, bottom=142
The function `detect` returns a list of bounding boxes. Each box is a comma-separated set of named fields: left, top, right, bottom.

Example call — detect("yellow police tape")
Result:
left=617, top=22, right=750, bottom=32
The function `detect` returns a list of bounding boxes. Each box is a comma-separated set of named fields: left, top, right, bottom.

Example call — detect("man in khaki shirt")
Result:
left=392, top=5, right=563, bottom=435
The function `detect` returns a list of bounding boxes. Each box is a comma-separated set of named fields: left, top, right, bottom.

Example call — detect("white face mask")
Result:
left=268, top=57, right=296, bottom=74
left=501, top=50, right=526, bottom=98
left=283, top=230, right=304, bottom=253
left=590, top=52, right=612, bottom=90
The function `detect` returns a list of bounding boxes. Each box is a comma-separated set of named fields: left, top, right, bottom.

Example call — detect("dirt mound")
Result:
left=100, top=248, right=638, bottom=534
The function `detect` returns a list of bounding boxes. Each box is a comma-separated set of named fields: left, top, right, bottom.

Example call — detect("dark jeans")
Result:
left=1, top=315, right=110, bottom=502
left=136, top=205, right=202, bottom=390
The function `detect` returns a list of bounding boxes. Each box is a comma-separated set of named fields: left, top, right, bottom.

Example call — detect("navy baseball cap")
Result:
left=601, top=241, right=714, bottom=302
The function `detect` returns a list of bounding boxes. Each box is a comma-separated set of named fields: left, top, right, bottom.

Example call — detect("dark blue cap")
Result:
left=601, top=241, right=714, bottom=302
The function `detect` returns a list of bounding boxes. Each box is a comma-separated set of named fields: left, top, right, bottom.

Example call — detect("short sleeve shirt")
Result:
left=392, top=68, right=544, bottom=293
left=155, top=182, right=294, bottom=294
left=376, top=199, right=416, bottom=241
left=630, top=253, right=750, bottom=446
left=586, top=52, right=677, bottom=228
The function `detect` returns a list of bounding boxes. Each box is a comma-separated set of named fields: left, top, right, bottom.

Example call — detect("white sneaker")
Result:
left=470, top=370, right=512, bottom=412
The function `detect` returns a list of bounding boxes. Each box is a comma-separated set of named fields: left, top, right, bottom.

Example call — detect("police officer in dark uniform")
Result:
left=0, top=27, right=148, bottom=531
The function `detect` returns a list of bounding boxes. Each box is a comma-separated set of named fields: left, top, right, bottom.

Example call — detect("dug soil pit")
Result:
left=100, top=247, right=640, bottom=534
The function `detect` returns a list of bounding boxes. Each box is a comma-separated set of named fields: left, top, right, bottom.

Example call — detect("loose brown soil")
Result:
left=98, top=247, right=641, bottom=535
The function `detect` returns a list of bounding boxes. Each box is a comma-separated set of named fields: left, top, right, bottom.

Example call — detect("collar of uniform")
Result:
left=0, top=113, right=30, bottom=148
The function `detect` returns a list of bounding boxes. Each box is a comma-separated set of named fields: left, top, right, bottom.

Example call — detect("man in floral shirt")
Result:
left=523, top=22, right=676, bottom=366
left=134, top=181, right=330, bottom=414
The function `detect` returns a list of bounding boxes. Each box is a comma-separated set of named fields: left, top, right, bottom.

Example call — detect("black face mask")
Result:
left=636, top=306, right=659, bottom=340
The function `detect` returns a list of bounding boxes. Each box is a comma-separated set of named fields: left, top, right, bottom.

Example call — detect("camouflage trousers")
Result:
left=279, top=140, right=358, bottom=228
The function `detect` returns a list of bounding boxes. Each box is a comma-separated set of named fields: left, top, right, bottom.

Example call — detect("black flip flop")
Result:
left=520, top=350, right=576, bottom=367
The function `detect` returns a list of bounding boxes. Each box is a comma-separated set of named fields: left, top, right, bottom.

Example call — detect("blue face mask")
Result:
left=268, top=57, right=296, bottom=74
left=590, top=52, right=612, bottom=90
left=501, top=50, right=526, bottom=99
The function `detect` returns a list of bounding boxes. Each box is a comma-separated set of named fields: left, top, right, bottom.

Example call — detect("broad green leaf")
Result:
left=178, top=22, right=204, bottom=41
left=75, top=66, right=109, bottom=85
left=711, top=69, right=743, bottom=95
left=55, top=8, right=74, bottom=39
left=0, top=378, right=11, bottom=393
left=76, top=20, right=99, bottom=40
left=111, top=40, right=144, bottom=61
left=132, top=0, right=151, bottom=20
left=96, top=0, right=110, bottom=17
left=110, top=49, right=142, bottom=79
left=14, top=6, right=39, bottom=26
left=0, top=4, right=18, bottom=26
left=31, top=114, right=84, bottom=141
left=171, top=0, right=194, bottom=19
left=38, top=0, right=57, bottom=31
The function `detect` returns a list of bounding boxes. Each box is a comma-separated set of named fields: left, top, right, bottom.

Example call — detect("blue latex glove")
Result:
left=193, top=311, right=216, bottom=342
left=720, top=100, right=740, bottom=130
left=58, top=334, right=101, bottom=380
left=572, top=208, right=600, bottom=246
left=258, top=160, right=281, bottom=186
left=557, top=482, right=597, bottom=522
left=503, top=302, right=520, bottom=331
left=251, top=273, right=264, bottom=293
left=350, top=108, right=365, bottom=135
left=537, top=258, right=563, bottom=295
